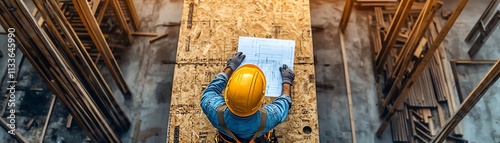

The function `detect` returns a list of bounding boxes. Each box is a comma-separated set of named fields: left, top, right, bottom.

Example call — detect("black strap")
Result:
left=216, top=105, right=268, bottom=142
left=251, top=108, right=267, bottom=140
left=217, top=105, right=241, bottom=142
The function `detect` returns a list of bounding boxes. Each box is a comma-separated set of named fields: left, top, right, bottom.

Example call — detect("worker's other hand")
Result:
left=226, top=52, right=246, bottom=71
left=279, top=64, right=295, bottom=85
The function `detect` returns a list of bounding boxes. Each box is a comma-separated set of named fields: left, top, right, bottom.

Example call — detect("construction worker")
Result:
left=200, top=52, right=295, bottom=143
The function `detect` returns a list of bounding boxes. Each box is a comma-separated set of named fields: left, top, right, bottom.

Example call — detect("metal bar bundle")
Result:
left=0, top=0, right=131, bottom=142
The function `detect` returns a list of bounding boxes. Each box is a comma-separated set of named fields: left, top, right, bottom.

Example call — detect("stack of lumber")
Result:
left=30, top=0, right=135, bottom=97
left=0, top=0, right=132, bottom=142
left=390, top=105, right=437, bottom=142
left=64, top=0, right=134, bottom=97
left=368, top=0, right=469, bottom=142
left=167, top=0, right=319, bottom=142
left=33, top=0, right=140, bottom=63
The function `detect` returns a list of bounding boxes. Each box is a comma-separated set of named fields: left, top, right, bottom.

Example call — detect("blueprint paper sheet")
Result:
left=237, top=36, right=295, bottom=97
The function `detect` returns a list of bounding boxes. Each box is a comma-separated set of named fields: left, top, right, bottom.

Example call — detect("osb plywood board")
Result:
left=175, top=0, right=314, bottom=64
left=167, top=64, right=319, bottom=142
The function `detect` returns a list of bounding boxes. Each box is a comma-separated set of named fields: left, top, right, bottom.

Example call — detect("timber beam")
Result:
left=339, top=0, right=355, bottom=32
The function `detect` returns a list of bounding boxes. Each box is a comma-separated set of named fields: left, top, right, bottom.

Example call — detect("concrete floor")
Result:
left=0, top=0, right=499, bottom=143
left=441, top=0, right=500, bottom=142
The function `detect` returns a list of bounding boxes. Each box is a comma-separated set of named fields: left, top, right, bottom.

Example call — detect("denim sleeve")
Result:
left=200, top=72, right=228, bottom=128
left=262, top=94, right=292, bottom=133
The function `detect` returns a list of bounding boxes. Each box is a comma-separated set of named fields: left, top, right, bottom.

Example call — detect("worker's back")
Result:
left=202, top=96, right=291, bottom=141
left=200, top=52, right=295, bottom=142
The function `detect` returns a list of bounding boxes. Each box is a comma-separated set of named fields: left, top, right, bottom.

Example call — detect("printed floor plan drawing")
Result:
left=237, top=36, right=296, bottom=97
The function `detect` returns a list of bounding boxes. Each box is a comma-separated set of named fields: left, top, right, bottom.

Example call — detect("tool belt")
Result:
left=214, top=130, right=278, bottom=143
left=214, top=105, right=278, bottom=143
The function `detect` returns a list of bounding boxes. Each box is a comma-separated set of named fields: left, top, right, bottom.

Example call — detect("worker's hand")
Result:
left=226, top=52, right=246, bottom=71
left=279, top=64, right=295, bottom=85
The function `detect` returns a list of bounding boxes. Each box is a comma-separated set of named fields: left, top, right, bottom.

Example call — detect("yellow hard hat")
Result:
left=224, top=64, right=266, bottom=117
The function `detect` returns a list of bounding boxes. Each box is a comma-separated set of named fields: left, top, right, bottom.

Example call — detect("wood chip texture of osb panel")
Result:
left=175, top=0, right=314, bottom=64
left=167, top=0, right=318, bottom=142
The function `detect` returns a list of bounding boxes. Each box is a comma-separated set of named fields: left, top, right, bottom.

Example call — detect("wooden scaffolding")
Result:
left=0, top=0, right=139, bottom=142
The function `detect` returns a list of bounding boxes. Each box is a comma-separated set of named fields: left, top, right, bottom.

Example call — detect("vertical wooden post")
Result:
left=340, top=31, right=357, bottom=143
left=39, top=95, right=56, bottom=143
left=431, top=58, right=500, bottom=143
left=339, top=0, right=355, bottom=33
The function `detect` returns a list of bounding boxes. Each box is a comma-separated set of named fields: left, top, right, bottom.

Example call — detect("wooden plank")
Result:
left=66, top=115, right=73, bottom=128
left=132, top=32, right=158, bottom=37
left=175, top=0, right=314, bottom=64
left=39, top=95, right=56, bottom=143
left=450, top=61, right=466, bottom=103
left=25, top=118, right=35, bottom=130
left=340, top=0, right=355, bottom=32
left=340, top=32, right=357, bottom=143
left=431, top=59, right=500, bottom=143
left=468, top=11, right=500, bottom=58
left=167, top=64, right=318, bottom=142
left=96, top=0, right=110, bottom=24
left=464, top=0, right=499, bottom=42
left=429, top=116, right=436, bottom=136
left=149, top=33, right=169, bottom=43
left=452, top=60, right=497, bottom=64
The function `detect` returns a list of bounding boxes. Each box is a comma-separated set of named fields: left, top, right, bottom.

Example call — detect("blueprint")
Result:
left=237, top=36, right=295, bottom=97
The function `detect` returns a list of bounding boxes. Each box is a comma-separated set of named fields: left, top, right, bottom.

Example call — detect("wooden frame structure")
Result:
left=339, top=32, right=357, bottom=143
left=431, top=58, right=500, bottom=142
left=450, top=60, right=497, bottom=103
left=465, top=0, right=500, bottom=58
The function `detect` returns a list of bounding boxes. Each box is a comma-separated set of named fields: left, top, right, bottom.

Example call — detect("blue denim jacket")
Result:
left=200, top=72, right=292, bottom=141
